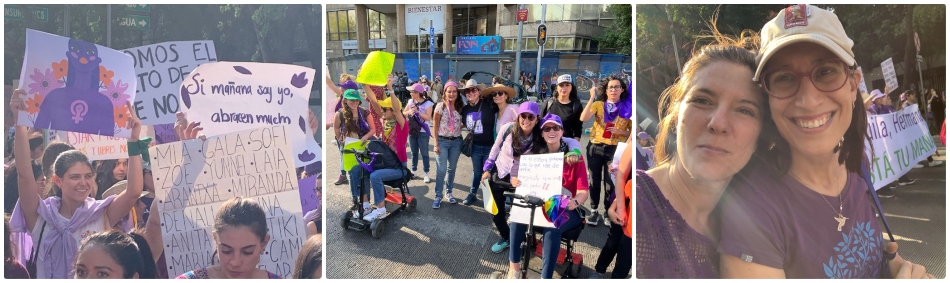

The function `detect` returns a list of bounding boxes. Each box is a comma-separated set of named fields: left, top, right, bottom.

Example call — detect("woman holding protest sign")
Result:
left=404, top=83, right=434, bottom=183
left=358, top=76, right=409, bottom=220
left=636, top=29, right=768, bottom=278
left=431, top=81, right=465, bottom=208
left=8, top=89, right=143, bottom=279
left=503, top=113, right=589, bottom=279
left=74, top=230, right=158, bottom=279
left=579, top=74, right=632, bottom=226
left=335, top=89, right=377, bottom=216
left=177, top=197, right=281, bottom=279
left=719, top=5, right=932, bottom=278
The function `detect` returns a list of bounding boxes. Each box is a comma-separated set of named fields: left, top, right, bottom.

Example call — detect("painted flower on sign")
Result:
left=52, top=59, right=68, bottom=80
left=27, top=68, right=63, bottom=97
left=99, top=65, right=114, bottom=87
left=113, top=104, right=131, bottom=128
left=101, top=80, right=131, bottom=107
left=26, top=93, right=44, bottom=114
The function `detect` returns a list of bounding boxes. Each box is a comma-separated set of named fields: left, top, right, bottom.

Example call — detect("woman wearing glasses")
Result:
left=719, top=5, right=932, bottom=278
left=579, top=75, right=632, bottom=226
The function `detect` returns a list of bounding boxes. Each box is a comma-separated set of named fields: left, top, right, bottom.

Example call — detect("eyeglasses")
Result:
left=759, top=59, right=854, bottom=99
left=520, top=113, right=536, bottom=121
left=492, top=92, right=507, bottom=97
left=542, top=125, right=562, bottom=132
left=607, top=85, right=624, bottom=90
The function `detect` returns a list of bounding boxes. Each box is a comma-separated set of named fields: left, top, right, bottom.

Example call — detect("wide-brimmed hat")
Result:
left=481, top=83, right=516, bottom=98
left=342, top=89, right=362, bottom=101
left=100, top=180, right=151, bottom=200
left=861, top=92, right=873, bottom=104
left=460, top=79, right=486, bottom=93
left=379, top=97, right=393, bottom=109
left=754, top=5, right=855, bottom=81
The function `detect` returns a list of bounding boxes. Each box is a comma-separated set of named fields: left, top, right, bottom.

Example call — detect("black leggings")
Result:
left=488, top=172, right=514, bottom=242
left=595, top=219, right=632, bottom=278
left=587, top=143, right=617, bottom=210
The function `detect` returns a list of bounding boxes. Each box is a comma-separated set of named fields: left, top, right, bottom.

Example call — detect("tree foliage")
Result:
left=4, top=4, right=322, bottom=84
left=598, top=4, right=632, bottom=56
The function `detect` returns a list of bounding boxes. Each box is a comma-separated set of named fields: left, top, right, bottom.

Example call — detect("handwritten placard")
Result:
left=298, top=175, right=319, bottom=214
left=179, top=62, right=321, bottom=167
left=866, top=106, right=935, bottom=190
left=50, top=130, right=128, bottom=161
left=510, top=153, right=563, bottom=228
left=17, top=29, right=137, bottom=138
left=153, top=123, right=179, bottom=145
left=149, top=126, right=306, bottom=278
left=881, top=58, right=898, bottom=94
left=121, top=41, right=217, bottom=125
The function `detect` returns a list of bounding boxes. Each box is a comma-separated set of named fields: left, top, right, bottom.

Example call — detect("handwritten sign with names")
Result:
left=149, top=126, right=306, bottom=278
left=121, top=41, right=217, bottom=125
left=50, top=131, right=128, bottom=161
left=510, top=153, right=563, bottom=228
left=881, top=58, right=898, bottom=94
left=17, top=29, right=137, bottom=138
left=179, top=62, right=321, bottom=167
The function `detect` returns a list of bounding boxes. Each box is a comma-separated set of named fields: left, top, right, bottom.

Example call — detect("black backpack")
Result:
left=365, top=140, right=403, bottom=171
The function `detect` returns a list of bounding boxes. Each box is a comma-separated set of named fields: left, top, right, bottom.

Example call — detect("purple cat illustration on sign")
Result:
left=33, top=39, right=116, bottom=136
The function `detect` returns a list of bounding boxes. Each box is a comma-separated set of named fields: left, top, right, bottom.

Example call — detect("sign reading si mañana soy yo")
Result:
left=179, top=62, right=321, bottom=167
left=149, top=126, right=306, bottom=278
left=866, top=106, right=936, bottom=190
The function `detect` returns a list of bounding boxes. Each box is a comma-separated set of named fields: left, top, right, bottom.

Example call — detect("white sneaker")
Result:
left=929, top=160, right=943, bottom=167
left=913, top=163, right=925, bottom=169
left=424, top=173, right=431, bottom=183
left=362, top=208, right=387, bottom=221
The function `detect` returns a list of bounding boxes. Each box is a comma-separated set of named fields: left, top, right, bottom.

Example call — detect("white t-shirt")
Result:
left=407, top=99, right=434, bottom=127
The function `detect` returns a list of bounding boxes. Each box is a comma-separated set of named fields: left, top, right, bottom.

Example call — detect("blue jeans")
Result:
left=469, top=144, right=491, bottom=193
left=408, top=133, right=431, bottom=173
left=509, top=209, right=583, bottom=279
left=369, top=168, right=405, bottom=205
left=348, top=167, right=368, bottom=202
left=434, top=137, right=462, bottom=199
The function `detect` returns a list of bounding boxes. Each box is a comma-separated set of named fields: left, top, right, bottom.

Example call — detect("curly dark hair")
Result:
left=595, top=74, right=629, bottom=103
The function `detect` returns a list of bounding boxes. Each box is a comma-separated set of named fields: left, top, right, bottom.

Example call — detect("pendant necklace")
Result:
left=791, top=169, right=848, bottom=231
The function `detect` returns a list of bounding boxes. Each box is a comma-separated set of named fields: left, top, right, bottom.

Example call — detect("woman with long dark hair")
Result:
left=579, top=74, right=632, bottom=226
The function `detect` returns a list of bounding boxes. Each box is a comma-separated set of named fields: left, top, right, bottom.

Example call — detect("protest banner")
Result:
left=121, top=41, right=217, bottom=125
left=510, top=153, right=563, bottom=228
left=881, top=58, right=898, bottom=94
left=50, top=130, right=128, bottom=161
left=178, top=62, right=321, bottom=167
left=153, top=122, right=179, bottom=145
left=17, top=29, right=137, bottom=138
left=865, top=106, right=936, bottom=190
left=149, top=126, right=306, bottom=278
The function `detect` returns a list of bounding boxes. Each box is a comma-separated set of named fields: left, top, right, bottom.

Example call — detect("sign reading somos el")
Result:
left=866, top=106, right=936, bottom=190
left=405, top=4, right=445, bottom=35
left=121, top=41, right=217, bottom=125
left=149, top=126, right=306, bottom=278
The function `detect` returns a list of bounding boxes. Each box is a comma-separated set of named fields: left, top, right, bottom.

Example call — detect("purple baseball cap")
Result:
left=407, top=83, right=426, bottom=94
left=340, top=80, right=358, bottom=90
left=541, top=113, right=562, bottom=127
left=518, top=101, right=539, bottom=116
left=638, top=131, right=650, bottom=140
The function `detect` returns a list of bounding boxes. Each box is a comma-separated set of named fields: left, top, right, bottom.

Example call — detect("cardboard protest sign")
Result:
left=17, top=29, right=137, bottom=138
left=153, top=123, right=179, bottom=145
left=881, top=58, right=898, bottom=94
left=298, top=175, right=319, bottom=214
left=856, top=67, right=868, bottom=95
left=50, top=130, right=128, bottom=161
left=866, top=106, right=936, bottom=190
left=355, top=51, right=395, bottom=86
left=639, top=118, right=652, bottom=131
left=178, top=62, right=321, bottom=167
left=510, top=153, right=563, bottom=228
left=121, top=41, right=217, bottom=125
left=149, top=126, right=306, bottom=278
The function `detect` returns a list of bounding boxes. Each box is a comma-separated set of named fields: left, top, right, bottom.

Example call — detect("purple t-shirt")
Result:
left=719, top=167, right=884, bottom=278
left=636, top=171, right=719, bottom=279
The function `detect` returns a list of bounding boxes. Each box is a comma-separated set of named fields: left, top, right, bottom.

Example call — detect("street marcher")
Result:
left=404, top=83, right=434, bottom=183
left=432, top=81, right=464, bottom=208
left=580, top=75, right=632, bottom=226
left=74, top=230, right=158, bottom=279
left=459, top=79, right=494, bottom=205
left=540, top=74, right=584, bottom=142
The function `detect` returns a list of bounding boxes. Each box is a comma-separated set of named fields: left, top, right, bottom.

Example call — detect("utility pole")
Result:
left=514, top=4, right=525, bottom=87
left=534, top=4, right=545, bottom=94
left=430, top=20, right=434, bottom=81
left=64, top=4, right=69, bottom=36
left=106, top=4, right=112, bottom=47
left=665, top=4, right=682, bottom=75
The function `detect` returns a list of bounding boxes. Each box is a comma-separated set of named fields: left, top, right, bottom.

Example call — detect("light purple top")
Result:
left=719, top=167, right=884, bottom=278
left=483, top=122, right=580, bottom=178
left=636, top=171, right=719, bottom=279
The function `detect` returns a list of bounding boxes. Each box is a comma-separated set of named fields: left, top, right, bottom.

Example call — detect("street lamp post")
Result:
left=534, top=4, right=545, bottom=94
left=514, top=4, right=525, bottom=87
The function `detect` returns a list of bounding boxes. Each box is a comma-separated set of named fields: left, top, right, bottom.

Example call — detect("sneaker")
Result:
left=929, top=160, right=944, bottom=167
left=913, top=163, right=925, bottom=169
left=587, top=210, right=600, bottom=226
left=433, top=198, right=442, bottom=209
left=334, top=174, right=348, bottom=185
left=362, top=208, right=388, bottom=221
left=506, top=269, right=522, bottom=279
left=877, top=192, right=896, bottom=198
left=463, top=193, right=478, bottom=205
left=590, top=273, right=605, bottom=279
left=491, top=240, right=510, bottom=253
left=424, top=173, right=431, bottom=183
left=447, top=194, right=457, bottom=204
left=355, top=207, right=372, bottom=219
left=899, top=179, right=916, bottom=186
left=412, top=170, right=421, bottom=180
left=889, top=183, right=898, bottom=189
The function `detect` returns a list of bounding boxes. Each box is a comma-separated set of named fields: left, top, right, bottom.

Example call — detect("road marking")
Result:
left=883, top=213, right=931, bottom=221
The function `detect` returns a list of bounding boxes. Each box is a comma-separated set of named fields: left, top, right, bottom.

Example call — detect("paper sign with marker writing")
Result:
left=510, top=153, right=563, bottom=228
left=17, top=29, right=137, bottom=138
left=178, top=62, right=321, bottom=167
left=865, top=106, right=935, bottom=190
left=121, top=41, right=217, bottom=125
left=639, top=118, right=652, bottom=130
left=881, top=58, right=898, bottom=94
left=50, top=130, right=129, bottom=161
left=856, top=67, right=868, bottom=95
left=298, top=175, right=320, bottom=214
left=153, top=123, right=179, bottom=145
left=149, top=126, right=306, bottom=278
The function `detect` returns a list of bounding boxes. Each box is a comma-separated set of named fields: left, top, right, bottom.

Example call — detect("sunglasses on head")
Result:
left=542, top=125, right=562, bottom=132
left=520, top=113, right=536, bottom=121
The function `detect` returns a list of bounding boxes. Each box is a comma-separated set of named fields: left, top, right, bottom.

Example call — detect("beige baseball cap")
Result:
left=754, top=4, right=855, bottom=81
